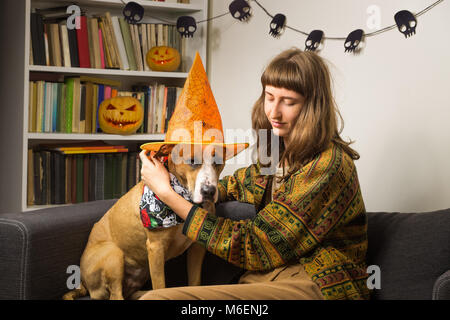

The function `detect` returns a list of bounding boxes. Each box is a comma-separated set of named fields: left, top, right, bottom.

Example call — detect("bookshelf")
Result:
left=0, top=0, right=208, bottom=213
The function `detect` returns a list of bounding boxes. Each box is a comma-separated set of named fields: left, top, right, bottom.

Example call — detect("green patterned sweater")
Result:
left=182, top=143, right=370, bottom=300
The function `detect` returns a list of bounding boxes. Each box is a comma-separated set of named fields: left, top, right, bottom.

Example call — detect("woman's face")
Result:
left=264, top=85, right=305, bottom=139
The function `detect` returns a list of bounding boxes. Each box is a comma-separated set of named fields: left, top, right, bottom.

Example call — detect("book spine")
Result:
left=76, top=16, right=91, bottom=68
left=118, top=17, right=137, bottom=71
left=64, top=78, right=74, bottom=133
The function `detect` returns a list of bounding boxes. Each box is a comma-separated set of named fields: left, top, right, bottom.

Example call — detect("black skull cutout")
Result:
left=229, top=0, right=251, bottom=22
left=177, top=16, right=197, bottom=38
left=394, top=10, right=417, bottom=38
left=344, top=29, right=364, bottom=53
left=123, top=2, right=144, bottom=24
left=269, top=14, right=286, bottom=37
left=305, top=30, right=323, bottom=51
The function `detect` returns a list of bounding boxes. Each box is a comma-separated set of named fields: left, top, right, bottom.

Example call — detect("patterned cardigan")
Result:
left=182, top=143, right=371, bottom=300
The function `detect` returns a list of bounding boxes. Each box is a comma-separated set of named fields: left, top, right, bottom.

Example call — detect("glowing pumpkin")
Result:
left=146, top=46, right=181, bottom=72
left=99, top=97, right=144, bottom=135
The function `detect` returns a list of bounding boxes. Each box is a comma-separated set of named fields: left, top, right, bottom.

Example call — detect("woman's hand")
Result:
left=139, top=150, right=194, bottom=220
left=139, top=150, right=173, bottom=200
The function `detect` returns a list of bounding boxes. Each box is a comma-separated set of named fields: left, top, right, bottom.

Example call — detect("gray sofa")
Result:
left=0, top=200, right=449, bottom=300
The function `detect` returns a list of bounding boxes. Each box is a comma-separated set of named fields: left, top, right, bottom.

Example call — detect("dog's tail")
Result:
left=62, top=283, right=88, bottom=300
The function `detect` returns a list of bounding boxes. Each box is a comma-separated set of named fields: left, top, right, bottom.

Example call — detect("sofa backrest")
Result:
left=367, top=209, right=450, bottom=300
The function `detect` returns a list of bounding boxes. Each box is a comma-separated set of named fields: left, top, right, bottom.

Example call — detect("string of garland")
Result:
left=120, top=0, right=444, bottom=53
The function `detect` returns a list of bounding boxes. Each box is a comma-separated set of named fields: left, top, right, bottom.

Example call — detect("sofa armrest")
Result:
left=0, top=200, right=116, bottom=300
left=433, top=270, right=450, bottom=300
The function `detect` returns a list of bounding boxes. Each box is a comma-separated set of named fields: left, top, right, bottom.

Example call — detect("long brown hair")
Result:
left=251, top=47, right=359, bottom=181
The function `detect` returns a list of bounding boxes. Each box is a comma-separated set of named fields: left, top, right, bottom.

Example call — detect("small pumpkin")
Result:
left=99, top=97, right=144, bottom=135
left=146, top=46, right=181, bottom=72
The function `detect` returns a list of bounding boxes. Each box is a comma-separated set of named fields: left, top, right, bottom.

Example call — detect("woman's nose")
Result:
left=269, top=101, right=282, bottom=118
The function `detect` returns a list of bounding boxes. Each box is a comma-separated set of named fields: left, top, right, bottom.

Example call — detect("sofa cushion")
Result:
left=367, top=208, right=450, bottom=300
left=0, top=199, right=117, bottom=300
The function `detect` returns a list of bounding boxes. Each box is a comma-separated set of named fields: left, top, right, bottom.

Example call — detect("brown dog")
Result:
left=63, top=144, right=228, bottom=300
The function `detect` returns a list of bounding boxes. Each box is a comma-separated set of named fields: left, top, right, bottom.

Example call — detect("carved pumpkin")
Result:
left=146, top=46, right=181, bottom=72
left=99, top=97, right=143, bottom=135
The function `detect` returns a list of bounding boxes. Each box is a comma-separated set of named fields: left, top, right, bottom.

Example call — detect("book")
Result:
left=98, top=28, right=106, bottom=69
left=59, top=23, right=71, bottom=67
left=64, top=78, right=74, bottom=133
left=140, top=24, right=149, bottom=71
left=72, top=77, right=81, bottom=133
left=76, top=154, right=84, bottom=203
left=83, top=155, right=89, bottom=202
left=95, top=154, right=105, bottom=200
left=76, top=15, right=91, bottom=68
left=111, top=16, right=129, bottom=70
left=27, top=149, right=34, bottom=205
left=88, top=17, right=102, bottom=69
left=98, top=19, right=113, bottom=69
left=30, top=13, right=46, bottom=65
left=86, top=18, right=96, bottom=69
left=104, top=154, right=113, bottom=199
left=105, top=12, right=122, bottom=69
left=51, top=82, right=58, bottom=132
left=85, top=82, right=94, bottom=133
left=67, top=26, right=80, bottom=67
left=65, top=155, right=72, bottom=203
left=118, top=17, right=137, bottom=71
left=79, top=84, right=86, bottom=133
left=79, top=76, right=121, bottom=87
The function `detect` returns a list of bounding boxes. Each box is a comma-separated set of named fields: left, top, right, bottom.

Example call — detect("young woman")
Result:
left=139, top=48, right=370, bottom=300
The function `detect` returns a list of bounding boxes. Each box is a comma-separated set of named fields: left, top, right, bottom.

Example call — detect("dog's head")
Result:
left=153, top=144, right=232, bottom=205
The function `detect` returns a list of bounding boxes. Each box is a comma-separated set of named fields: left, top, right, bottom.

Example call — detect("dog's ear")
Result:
left=224, top=144, right=249, bottom=161
left=155, top=144, right=175, bottom=159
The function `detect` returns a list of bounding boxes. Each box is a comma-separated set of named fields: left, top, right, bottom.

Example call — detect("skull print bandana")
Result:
left=139, top=167, right=192, bottom=229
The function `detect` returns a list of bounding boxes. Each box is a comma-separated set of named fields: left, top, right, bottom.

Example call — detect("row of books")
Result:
left=28, top=74, right=182, bottom=134
left=30, top=9, right=186, bottom=72
left=27, top=145, right=142, bottom=206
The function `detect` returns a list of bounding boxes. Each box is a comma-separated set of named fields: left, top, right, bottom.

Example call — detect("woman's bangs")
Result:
left=261, top=59, right=305, bottom=96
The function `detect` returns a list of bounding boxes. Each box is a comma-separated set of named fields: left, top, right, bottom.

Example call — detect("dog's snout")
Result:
left=200, top=185, right=216, bottom=199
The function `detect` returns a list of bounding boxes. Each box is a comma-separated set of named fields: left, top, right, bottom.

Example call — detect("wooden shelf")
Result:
left=33, top=0, right=204, bottom=13
left=27, top=132, right=165, bottom=141
left=29, top=65, right=189, bottom=78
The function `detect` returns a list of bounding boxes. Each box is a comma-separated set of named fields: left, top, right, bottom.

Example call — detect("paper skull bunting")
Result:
left=122, top=2, right=144, bottom=24
left=229, top=0, right=252, bottom=22
left=344, top=29, right=364, bottom=53
left=394, top=10, right=417, bottom=38
left=177, top=16, right=197, bottom=38
left=305, top=30, right=324, bottom=51
left=269, top=14, right=286, bottom=37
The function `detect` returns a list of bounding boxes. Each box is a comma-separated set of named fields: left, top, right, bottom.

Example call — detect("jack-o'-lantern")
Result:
left=146, top=46, right=181, bottom=72
left=99, top=97, right=143, bottom=135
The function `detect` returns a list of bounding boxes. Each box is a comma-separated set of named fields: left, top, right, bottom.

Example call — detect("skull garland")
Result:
left=122, top=2, right=144, bottom=24
left=229, top=0, right=252, bottom=22
left=305, top=30, right=324, bottom=51
left=269, top=14, right=286, bottom=38
left=394, top=10, right=417, bottom=38
left=177, top=16, right=197, bottom=38
left=344, top=29, right=364, bottom=53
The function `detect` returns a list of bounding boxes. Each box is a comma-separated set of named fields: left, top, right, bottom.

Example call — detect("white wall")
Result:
left=206, top=0, right=450, bottom=213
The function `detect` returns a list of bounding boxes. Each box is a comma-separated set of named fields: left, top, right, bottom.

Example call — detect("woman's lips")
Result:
left=271, top=121, right=285, bottom=128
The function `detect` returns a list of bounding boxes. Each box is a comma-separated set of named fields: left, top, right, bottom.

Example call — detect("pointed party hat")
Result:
left=141, top=52, right=249, bottom=159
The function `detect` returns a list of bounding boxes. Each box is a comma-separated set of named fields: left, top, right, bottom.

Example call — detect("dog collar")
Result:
left=139, top=173, right=191, bottom=229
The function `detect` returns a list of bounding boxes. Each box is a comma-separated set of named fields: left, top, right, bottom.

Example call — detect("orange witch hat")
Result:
left=141, top=52, right=249, bottom=159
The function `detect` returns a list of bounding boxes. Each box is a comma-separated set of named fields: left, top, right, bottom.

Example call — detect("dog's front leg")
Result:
left=145, top=236, right=167, bottom=290
left=187, top=242, right=206, bottom=286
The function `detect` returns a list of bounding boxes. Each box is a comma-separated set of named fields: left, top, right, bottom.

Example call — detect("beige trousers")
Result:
left=139, top=263, right=325, bottom=300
